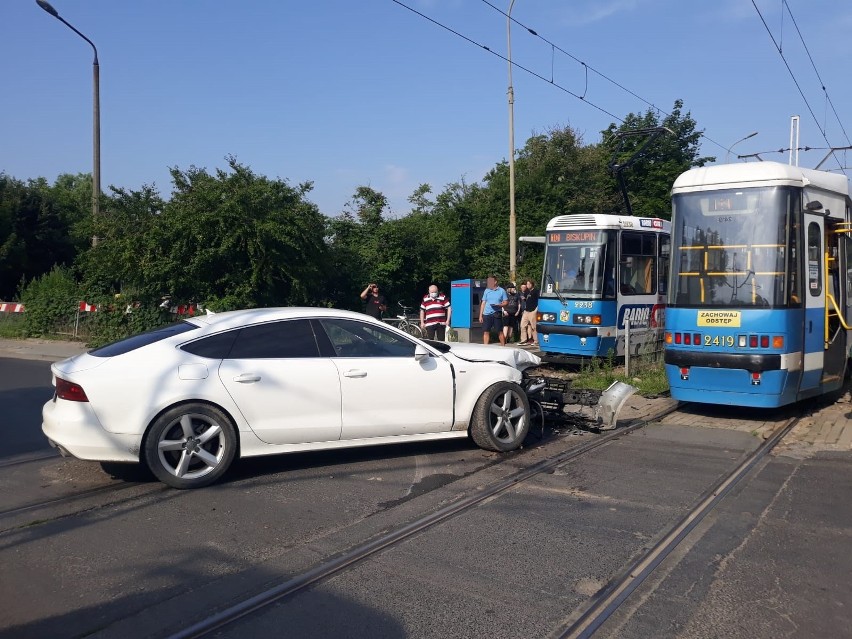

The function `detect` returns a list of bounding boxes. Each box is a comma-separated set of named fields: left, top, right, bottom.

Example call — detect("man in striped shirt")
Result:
left=419, top=285, right=452, bottom=340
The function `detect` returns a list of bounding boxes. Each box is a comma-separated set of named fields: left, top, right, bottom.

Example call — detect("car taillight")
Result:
left=56, top=377, right=89, bottom=402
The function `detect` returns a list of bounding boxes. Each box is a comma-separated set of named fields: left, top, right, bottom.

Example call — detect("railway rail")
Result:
left=161, top=403, right=800, bottom=639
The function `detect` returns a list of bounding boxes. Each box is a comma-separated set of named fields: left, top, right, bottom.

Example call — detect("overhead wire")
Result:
left=391, top=0, right=729, bottom=153
left=477, top=0, right=728, bottom=152
left=389, top=0, right=624, bottom=122
left=782, top=0, right=851, bottom=146
left=751, top=0, right=845, bottom=172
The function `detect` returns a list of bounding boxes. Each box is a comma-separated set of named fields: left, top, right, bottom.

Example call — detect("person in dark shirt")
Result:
left=519, top=279, right=539, bottom=345
left=360, top=283, right=387, bottom=319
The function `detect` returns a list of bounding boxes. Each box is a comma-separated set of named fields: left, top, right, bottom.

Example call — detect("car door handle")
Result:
left=233, top=373, right=261, bottom=383
left=343, top=370, right=367, bottom=378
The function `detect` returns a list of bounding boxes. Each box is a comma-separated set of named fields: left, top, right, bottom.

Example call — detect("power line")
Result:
left=477, top=0, right=728, bottom=153
left=391, top=0, right=727, bottom=154
left=782, top=0, right=851, bottom=146
left=390, top=0, right=625, bottom=122
left=751, top=0, right=844, bottom=172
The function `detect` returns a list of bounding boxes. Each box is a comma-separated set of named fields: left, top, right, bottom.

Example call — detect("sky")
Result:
left=2, top=0, right=851, bottom=217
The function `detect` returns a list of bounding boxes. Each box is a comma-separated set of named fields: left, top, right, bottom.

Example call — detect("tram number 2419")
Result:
left=704, top=334, right=734, bottom=347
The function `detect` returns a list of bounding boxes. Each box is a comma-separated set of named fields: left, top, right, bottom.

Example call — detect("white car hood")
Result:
left=443, top=343, right=541, bottom=371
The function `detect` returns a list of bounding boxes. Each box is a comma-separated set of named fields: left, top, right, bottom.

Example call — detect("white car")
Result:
left=43, top=308, right=541, bottom=489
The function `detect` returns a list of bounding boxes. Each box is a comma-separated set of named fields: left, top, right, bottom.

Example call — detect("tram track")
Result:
left=555, top=413, right=800, bottom=638
left=165, top=405, right=681, bottom=639
left=0, top=481, right=169, bottom=530
left=0, top=450, right=59, bottom=469
left=161, top=402, right=802, bottom=639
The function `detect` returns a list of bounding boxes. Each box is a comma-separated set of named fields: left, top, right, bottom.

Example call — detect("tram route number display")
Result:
left=696, top=310, right=741, bottom=327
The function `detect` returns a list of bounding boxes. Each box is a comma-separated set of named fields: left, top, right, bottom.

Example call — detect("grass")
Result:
left=572, top=348, right=670, bottom=397
left=0, top=315, right=27, bottom=339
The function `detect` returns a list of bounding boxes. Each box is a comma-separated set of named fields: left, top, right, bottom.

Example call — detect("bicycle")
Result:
left=384, top=302, right=423, bottom=339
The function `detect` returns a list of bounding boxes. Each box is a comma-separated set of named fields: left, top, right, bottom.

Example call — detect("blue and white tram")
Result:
left=665, top=161, right=852, bottom=407
left=536, top=214, right=671, bottom=361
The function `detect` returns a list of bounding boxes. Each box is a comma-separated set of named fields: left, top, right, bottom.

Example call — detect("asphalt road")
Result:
left=1, top=356, right=851, bottom=639
left=0, top=357, right=54, bottom=460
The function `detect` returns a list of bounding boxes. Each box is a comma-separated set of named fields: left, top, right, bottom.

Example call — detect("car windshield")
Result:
left=541, top=230, right=616, bottom=299
left=670, top=186, right=796, bottom=308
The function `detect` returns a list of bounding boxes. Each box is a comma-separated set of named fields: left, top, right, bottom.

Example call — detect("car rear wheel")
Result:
left=470, top=381, right=530, bottom=452
left=143, top=404, right=236, bottom=489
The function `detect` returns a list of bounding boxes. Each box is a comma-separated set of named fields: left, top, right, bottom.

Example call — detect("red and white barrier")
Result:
left=78, top=301, right=98, bottom=312
left=0, top=302, right=25, bottom=313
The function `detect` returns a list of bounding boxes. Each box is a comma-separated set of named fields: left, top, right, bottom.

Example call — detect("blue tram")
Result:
left=664, top=162, right=852, bottom=407
left=536, top=214, right=671, bottom=361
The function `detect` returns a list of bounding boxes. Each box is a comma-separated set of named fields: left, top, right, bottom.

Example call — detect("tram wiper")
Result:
left=545, top=273, right=569, bottom=307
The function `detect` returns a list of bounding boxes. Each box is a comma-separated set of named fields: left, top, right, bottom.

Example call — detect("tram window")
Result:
left=621, top=232, right=656, bottom=295
left=807, top=222, right=822, bottom=296
left=659, top=236, right=670, bottom=295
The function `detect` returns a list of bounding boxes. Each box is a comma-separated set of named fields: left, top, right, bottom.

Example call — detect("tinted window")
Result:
left=228, top=320, right=321, bottom=359
left=181, top=330, right=239, bottom=359
left=620, top=232, right=656, bottom=295
left=319, top=318, right=416, bottom=358
left=808, top=222, right=821, bottom=296
left=90, top=322, right=198, bottom=358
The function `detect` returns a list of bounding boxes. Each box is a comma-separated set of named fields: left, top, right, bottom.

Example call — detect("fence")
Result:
left=0, top=300, right=203, bottom=344
left=621, top=319, right=666, bottom=378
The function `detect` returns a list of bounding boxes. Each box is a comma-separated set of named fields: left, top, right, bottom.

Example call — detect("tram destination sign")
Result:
left=548, top=231, right=603, bottom=243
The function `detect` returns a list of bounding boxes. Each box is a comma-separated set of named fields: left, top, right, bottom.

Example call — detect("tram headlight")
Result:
left=538, top=312, right=556, bottom=322
left=573, top=314, right=601, bottom=325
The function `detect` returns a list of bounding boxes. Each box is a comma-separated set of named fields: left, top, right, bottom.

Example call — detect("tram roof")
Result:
left=672, top=161, right=849, bottom=196
left=545, top=213, right=671, bottom=232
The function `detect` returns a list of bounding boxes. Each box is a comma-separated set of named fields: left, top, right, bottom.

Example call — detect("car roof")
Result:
left=186, top=307, right=379, bottom=332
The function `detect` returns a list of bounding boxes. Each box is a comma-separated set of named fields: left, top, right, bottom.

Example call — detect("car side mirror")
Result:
left=414, top=344, right=430, bottom=362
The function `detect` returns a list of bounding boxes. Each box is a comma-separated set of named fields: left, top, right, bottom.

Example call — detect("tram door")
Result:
left=801, top=214, right=825, bottom=392
left=824, top=220, right=847, bottom=381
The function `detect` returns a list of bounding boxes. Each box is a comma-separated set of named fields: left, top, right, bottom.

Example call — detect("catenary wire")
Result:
left=782, top=0, right=851, bottom=146
left=390, top=0, right=625, bottom=123
left=477, top=0, right=728, bottom=153
left=751, top=0, right=845, bottom=172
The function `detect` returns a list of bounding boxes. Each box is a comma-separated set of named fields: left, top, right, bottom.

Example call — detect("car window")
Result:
left=90, top=322, right=198, bottom=357
left=228, top=320, right=321, bottom=359
left=181, top=330, right=240, bottom=359
left=319, top=318, right=417, bottom=358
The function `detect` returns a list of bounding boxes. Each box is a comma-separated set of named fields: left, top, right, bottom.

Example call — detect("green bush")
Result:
left=83, top=295, right=176, bottom=347
left=19, top=266, right=80, bottom=337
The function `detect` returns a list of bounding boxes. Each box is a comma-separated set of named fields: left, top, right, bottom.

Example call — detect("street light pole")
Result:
left=36, top=0, right=100, bottom=246
left=724, top=131, right=758, bottom=163
left=507, top=0, right=517, bottom=283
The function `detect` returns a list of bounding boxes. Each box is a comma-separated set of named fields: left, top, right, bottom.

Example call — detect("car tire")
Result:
left=470, top=381, right=530, bottom=452
left=143, top=403, right=237, bottom=489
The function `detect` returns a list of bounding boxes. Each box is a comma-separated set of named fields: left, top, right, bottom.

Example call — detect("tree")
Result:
left=0, top=173, right=86, bottom=300
left=602, top=100, right=715, bottom=219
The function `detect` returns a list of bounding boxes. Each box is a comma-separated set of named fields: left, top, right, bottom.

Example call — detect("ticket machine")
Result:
left=449, top=278, right=486, bottom=342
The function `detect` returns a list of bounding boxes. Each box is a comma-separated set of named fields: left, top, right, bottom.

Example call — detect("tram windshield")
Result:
left=670, top=186, right=797, bottom=308
left=542, top=230, right=616, bottom=299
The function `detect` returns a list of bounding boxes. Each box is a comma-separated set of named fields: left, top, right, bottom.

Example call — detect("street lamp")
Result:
left=725, top=131, right=758, bottom=163
left=36, top=0, right=100, bottom=246
left=507, top=0, right=517, bottom=283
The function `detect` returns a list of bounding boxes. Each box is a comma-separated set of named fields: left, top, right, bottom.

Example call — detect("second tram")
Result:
left=664, top=161, right=852, bottom=407
left=536, top=214, right=671, bottom=361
